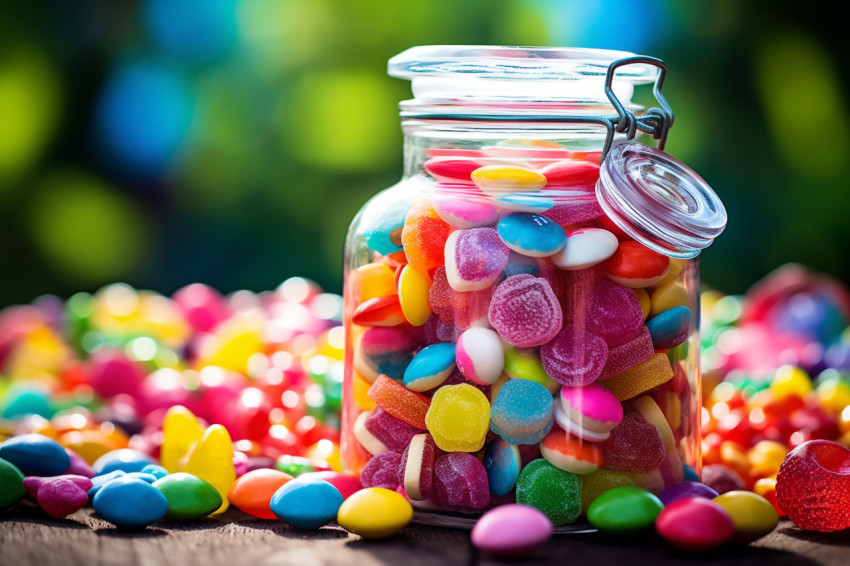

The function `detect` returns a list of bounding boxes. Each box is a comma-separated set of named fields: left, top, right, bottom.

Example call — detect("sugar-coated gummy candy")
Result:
left=337, top=487, right=413, bottom=539
left=425, top=384, right=490, bottom=453
left=400, top=433, right=438, bottom=501
left=353, top=326, right=418, bottom=383
left=401, top=206, right=451, bottom=273
left=586, top=278, right=645, bottom=347
left=516, top=458, right=581, bottom=526
left=496, top=213, right=566, bottom=258
left=483, top=439, right=522, bottom=497
left=489, top=379, right=554, bottom=445
left=445, top=228, right=510, bottom=292
left=646, top=306, right=691, bottom=350
left=658, top=481, right=718, bottom=507
left=713, top=490, right=779, bottom=543
left=33, top=475, right=93, bottom=518
left=599, top=326, right=654, bottom=380
left=488, top=275, right=562, bottom=348
left=153, top=472, right=223, bottom=521
left=631, top=395, right=675, bottom=451
left=603, top=413, right=666, bottom=473
left=601, top=241, right=670, bottom=288
left=471, top=504, right=553, bottom=556
left=580, top=469, right=635, bottom=514
left=368, top=375, right=430, bottom=430
left=602, top=353, right=674, bottom=401
left=434, top=452, right=490, bottom=513
left=776, top=440, right=850, bottom=532
left=541, top=200, right=603, bottom=226
left=270, top=475, right=344, bottom=529
left=0, top=458, right=26, bottom=508
left=361, top=451, right=402, bottom=490
left=227, top=468, right=293, bottom=519
left=540, top=427, right=604, bottom=475
left=403, top=342, right=457, bottom=392
left=540, top=324, right=608, bottom=387
left=456, top=327, right=505, bottom=386
left=397, top=264, right=432, bottom=326
left=587, top=486, right=663, bottom=536
left=364, top=408, right=421, bottom=454
left=0, top=433, right=70, bottom=476
left=92, top=476, right=169, bottom=529
left=655, top=498, right=736, bottom=552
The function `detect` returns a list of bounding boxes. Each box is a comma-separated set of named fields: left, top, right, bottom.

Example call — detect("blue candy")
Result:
left=0, top=433, right=70, bottom=476
left=403, top=342, right=457, bottom=392
left=683, top=464, right=699, bottom=482
left=483, top=439, right=522, bottom=496
left=496, top=194, right=554, bottom=213
left=497, top=213, right=566, bottom=258
left=646, top=306, right=691, bottom=350
left=362, top=198, right=410, bottom=256
left=88, top=470, right=127, bottom=498
left=504, top=252, right=540, bottom=278
left=489, top=379, right=554, bottom=445
left=270, top=475, right=344, bottom=529
left=93, top=476, right=169, bottom=529
left=93, top=449, right=156, bottom=475
left=141, top=464, right=169, bottom=480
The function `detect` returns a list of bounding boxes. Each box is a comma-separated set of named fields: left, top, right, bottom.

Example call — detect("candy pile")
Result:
left=347, top=142, right=701, bottom=526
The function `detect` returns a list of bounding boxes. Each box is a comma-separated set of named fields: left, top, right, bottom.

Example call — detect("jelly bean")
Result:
left=604, top=413, right=665, bottom=473
left=424, top=156, right=483, bottom=183
left=227, top=468, right=293, bottom=519
left=432, top=194, right=499, bottom=229
left=270, top=475, right=344, bottom=529
left=182, top=424, right=236, bottom=514
left=551, top=228, right=618, bottom=271
left=497, top=213, right=566, bottom=258
left=403, top=343, right=457, bottom=392
left=400, top=433, right=438, bottom=501
left=655, top=498, right=735, bottom=552
left=93, top=448, right=155, bottom=475
left=401, top=206, right=450, bottom=272
left=650, top=281, right=688, bottom=318
left=300, top=471, right=362, bottom=500
left=702, top=464, right=746, bottom=495
left=361, top=450, right=402, bottom=490
left=500, top=346, right=557, bottom=393
left=587, top=486, right=663, bottom=536
left=489, top=379, right=553, bottom=445
left=93, top=476, right=169, bottom=529
left=0, top=457, right=26, bottom=507
left=540, top=427, right=604, bottom=475
left=154, top=472, right=222, bottom=521
left=557, top=383, right=623, bottom=442
left=0, top=433, right=70, bottom=476
left=445, top=228, right=510, bottom=292
left=599, top=326, right=654, bottom=380
left=471, top=504, right=553, bottom=556
left=658, top=481, right=718, bottom=506
left=631, top=395, right=675, bottom=452
left=362, top=199, right=409, bottom=255
left=541, top=324, right=608, bottom=387
left=89, top=350, right=145, bottom=399
left=579, top=469, right=635, bottom=514
left=434, top=452, right=490, bottom=513
left=713, top=490, right=779, bottom=543
left=173, top=283, right=229, bottom=333
left=368, top=375, right=430, bottom=430
left=161, top=406, right=206, bottom=473
left=753, top=477, right=784, bottom=517
left=586, top=277, right=645, bottom=347
left=635, top=287, right=651, bottom=319
left=337, top=487, right=413, bottom=538
left=33, top=475, right=92, bottom=518
left=646, top=306, right=691, bottom=350
left=352, top=262, right=396, bottom=303
left=538, top=159, right=599, bottom=187
left=516, top=458, right=581, bottom=526
left=471, top=165, right=547, bottom=195
left=397, top=265, right=432, bottom=326
left=601, top=241, right=670, bottom=288
left=602, top=353, right=674, bottom=401
left=353, top=326, right=417, bottom=383
left=483, top=439, right=522, bottom=496
left=352, top=295, right=406, bottom=327
left=425, top=384, right=490, bottom=453
left=455, top=327, right=504, bottom=386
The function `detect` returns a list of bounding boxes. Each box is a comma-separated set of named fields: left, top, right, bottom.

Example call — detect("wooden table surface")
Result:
left=1, top=507, right=848, bottom=566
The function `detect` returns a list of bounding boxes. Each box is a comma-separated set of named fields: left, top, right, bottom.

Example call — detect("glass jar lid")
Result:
left=596, top=142, right=727, bottom=258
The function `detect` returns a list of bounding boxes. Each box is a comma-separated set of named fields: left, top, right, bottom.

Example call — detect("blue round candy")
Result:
left=141, top=464, right=169, bottom=480
left=270, top=475, right=344, bottom=529
left=683, top=465, right=699, bottom=482
left=403, top=342, right=457, bottom=392
left=93, top=449, right=156, bottom=475
left=93, top=476, right=169, bottom=529
left=0, top=433, right=70, bottom=476
left=88, top=470, right=127, bottom=498
left=362, top=199, right=409, bottom=255
left=646, top=306, right=691, bottom=350
left=496, top=194, right=554, bottom=213
left=497, top=213, right=566, bottom=257
left=489, top=379, right=554, bottom=445
left=483, top=439, right=522, bottom=496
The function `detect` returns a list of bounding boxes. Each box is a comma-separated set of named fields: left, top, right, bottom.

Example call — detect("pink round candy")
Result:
left=173, top=283, right=229, bottom=333
left=603, top=413, right=665, bottom=473
left=586, top=278, right=645, bottom=347
left=361, top=451, right=402, bottom=490
left=89, top=350, right=145, bottom=399
left=558, top=383, right=623, bottom=441
left=489, top=275, right=563, bottom=348
left=541, top=324, right=608, bottom=387
left=301, top=471, right=363, bottom=500
left=455, top=327, right=504, bottom=385
left=655, top=498, right=736, bottom=552
left=433, top=194, right=499, bottom=228
left=445, top=228, right=510, bottom=292
left=434, top=452, right=490, bottom=513
left=471, top=504, right=553, bottom=556
left=424, top=157, right=483, bottom=184
left=364, top=408, right=421, bottom=453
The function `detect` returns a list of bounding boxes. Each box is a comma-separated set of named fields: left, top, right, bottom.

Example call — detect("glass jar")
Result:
left=341, top=46, right=726, bottom=529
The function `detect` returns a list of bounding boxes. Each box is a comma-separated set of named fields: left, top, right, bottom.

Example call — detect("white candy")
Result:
left=551, top=228, right=618, bottom=270
left=455, top=327, right=505, bottom=385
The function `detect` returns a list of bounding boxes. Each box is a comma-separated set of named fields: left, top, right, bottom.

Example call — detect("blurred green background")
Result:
left=1, top=0, right=848, bottom=308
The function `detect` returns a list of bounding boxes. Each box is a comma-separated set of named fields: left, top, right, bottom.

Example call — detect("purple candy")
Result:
left=586, top=278, right=644, bottom=347
left=445, top=228, right=510, bottom=292
left=599, top=326, right=655, bottom=380
left=434, top=452, right=490, bottom=513
left=659, top=481, right=719, bottom=506
left=489, top=275, right=563, bottom=348
left=361, top=451, right=402, bottom=490
left=541, top=323, right=608, bottom=386
left=364, top=408, right=421, bottom=453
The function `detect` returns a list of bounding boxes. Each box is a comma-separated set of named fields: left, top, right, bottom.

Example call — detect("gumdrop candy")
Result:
left=161, top=405, right=205, bottom=473
left=580, top=469, right=635, bottom=514
left=353, top=326, right=418, bottom=383
left=425, top=384, right=490, bottom=452
left=362, top=408, right=421, bottom=453
left=540, top=324, right=608, bottom=387
left=401, top=206, right=451, bottom=272
left=603, top=413, right=665, bottom=474
left=489, top=274, right=563, bottom=348
left=445, top=228, right=510, bottom=292
left=361, top=451, right=402, bottom=490
left=776, top=440, right=850, bottom=532
left=434, top=452, right=490, bottom=513
left=400, top=433, right=439, bottom=501
left=586, top=278, right=645, bottom=347
left=368, top=375, right=430, bottom=430
left=599, top=326, right=654, bottom=380
left=516, top=458, right=581, bottom=526
left=489, top=379, right=554, bottom=445
left=182, top=424, right=237, bottom=514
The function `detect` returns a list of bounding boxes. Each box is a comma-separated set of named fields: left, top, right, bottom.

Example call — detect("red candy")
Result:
left=656, top=498, right=736, bottom=552
left=400, top=433, right=439, bottom=501
left=538, top=160, right=599, bottom=188
left=488, top=275, right=562, bottom=348
left=776, top=440, right=850, bottom=532
left=603, top=413, right=666, bottom=474
left=599, top=326, right=654, bottom=380
left=364, top=408, right=421, bottom=453
left=368, top=375, right=431, bottom=430
left=601, top=241, right=670, bottom=288
left=424, top=157, right=483, bottom=183
left=402, top=207, right=451, bottom=273
left=351, top=295, right=406, bottom=327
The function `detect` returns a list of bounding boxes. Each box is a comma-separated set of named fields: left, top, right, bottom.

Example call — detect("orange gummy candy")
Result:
left=367, top=374, right=431, bottom=430
left=602, top=353, right=674, bottom=401
left=401, top=206, right=450, bottom=273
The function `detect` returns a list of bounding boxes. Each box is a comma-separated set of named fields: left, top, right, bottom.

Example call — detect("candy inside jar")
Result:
left=341, top=46, right=726, bottom=529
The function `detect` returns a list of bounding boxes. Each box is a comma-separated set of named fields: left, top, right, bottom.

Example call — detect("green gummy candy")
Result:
left=516, top=458, right=581, bottom=526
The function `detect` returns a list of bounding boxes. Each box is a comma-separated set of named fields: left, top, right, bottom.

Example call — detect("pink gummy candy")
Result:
left=361, top=451, right=403, bottom=490
left=488, top=274, right=563, bottom=348
left=422, top=314, right=464, bottom=344
left=364, top=408, right=422, bottom=453
left=700, top=464, right=745, bottom=495
left=542, top=201, right=603, bottom=226
left=429, top=267, right=494, bottom=328
left=445, top=228, right=510, bottom=292
left=34, top=476, right=93, bottom=518
left=586, top=278, right=644, bottom=347
left=540, top=323, right=608, bottom=387
left=603, top=412, right=666, bottom=473
left=434, top=452, right=490, bottom=513
left=777, top=440, right=850, bottom=532
left=399, top=434, right=439, bottom=501
left=599, top=326, right=655, bottom=380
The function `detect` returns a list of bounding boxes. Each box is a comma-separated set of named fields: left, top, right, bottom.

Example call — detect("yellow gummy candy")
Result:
left=397, top=264, right=432, bottom=327
left=161, top=405, right=205, bottom=473
left=425, top=384, right=490, bottom=453
left=352, top=262, right=396, bottom=304
left=471, top=165, right=547, bottom=194
left=182, top=424, right=236, bottom=514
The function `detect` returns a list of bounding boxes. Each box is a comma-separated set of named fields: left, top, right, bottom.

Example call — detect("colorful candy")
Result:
left=403, top=343, right=457, bottom=392
left=269, top=475, right=344, bottom=529
left=471, top=165, right=547, bottom=195
left=0, top=458, right=26, bottom=507
left=587, top=486, right=663, bottom=536
left=0, top=433, right=70, bottom=476
left=455, top=327, right=504, bottom=386
left=471, top=504, right=553, bottom=556
left=551, top=228, right=618, bottom=270
left=400, top=433, right=438, bottom=501
left=540, top=427, right=604, bottom=475
left=655, top=497, right=736, bottom=552
left=713, top=490, right=779, bottom=543
left=227, top=468, right=293, bottom=519
left=579, top=469, right=634, bottom=514
left=601, top=241, right=670, bottom=288
left=444, top=228, right=510, bottom=292
left=425, top=384, right=490, bottom=453
left=603, top=413, right=666, bottom=473
left=646, top=306, right=691, bottom=350
left=516, top=458, right=581, bottom=526
left=602, top=353, right=674, bottom=401
left=483, top=439, right=522, bottom=496
left=540, top=324, right=608, bottom=387
left=557, top=383, right=623, bottom=442
left=434, top=452, right=490, bottom=513
left=489, top=379, right=553, bottom=445
left=92, top=476, right=170, bottom=529
left=368, top=375, right=430, bottom=430
left=154, top=473, right=222, bottom=521
left=497, top=213, right=566, bottom=257
left=397, top=265, right=432, bottom=326
left=27, top=475, right=92, bottom=518
left=336, top=487, right=413, bottom=538
left=488, top=275, right=562, bottom=348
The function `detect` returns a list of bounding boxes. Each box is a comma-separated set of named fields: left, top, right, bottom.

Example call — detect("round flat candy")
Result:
left=0, top=434, right=70, bottom=476
left=471, top=504, right=553, bottom=556
left=456, top=327, right=504, bottom=386
left=497, top=214, right=566, bottom=258
left=361, top=451, right=402, bottom=490
left=516, top=458, right=581, bottom=526
left=93, top=477, right=169, bottom=529
left=227, top=468, right=293, bottom=519
left=397, top=265, right=432, bottom=327
left=403, top=343, right=457, bottom=392
left=434, top=452, right=490, bottom=513
left=362, top=199, right=409, bottom=255
left=154, top=473, right=222, bottom=521
left=353, top=326, right=418, bottom=383
left=424, top=156, right=482, bottom=183
left=270, top=475, right=344, bottom=529
left=425, top=384, right=490, bottom=453
left=540, top=324, right=608, bottom=387
left=299, top=471, right=362, bottom=500
left=489, top=379, right=553, bottom=445
left=580, top=469, right=635, bottom=514
left=432, top=194, right=499, bottom=229
left=551, top=228, right=618, bottom=270
left=603, top=413, right=665, bottom=474
left=646, top=306, right=691, bottom=350
left=337, top=487, right=413, bottom=538
left=587, top=486, right=663, bottom=536
left=540, top=427, right=604, bottom=475
left=713, top=491, right=779, bottom=543
left=489, top=275, right=562, bottom=348
left=352, top=295, right=406, bottom=327
left=656, top=497, right=736, bottom=552
left=558, top=383, right=623, bottom=441
left=538, top=159, right=599, bottom=187
left=472, top=165, right=547, bottom=195
left=445, top=228, right=510, bottom=292
left=483, top=439, right=522, bottom=497
left=495, top=194, right=554, bottom=214
left=601, top=241, right=670, bottom=288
